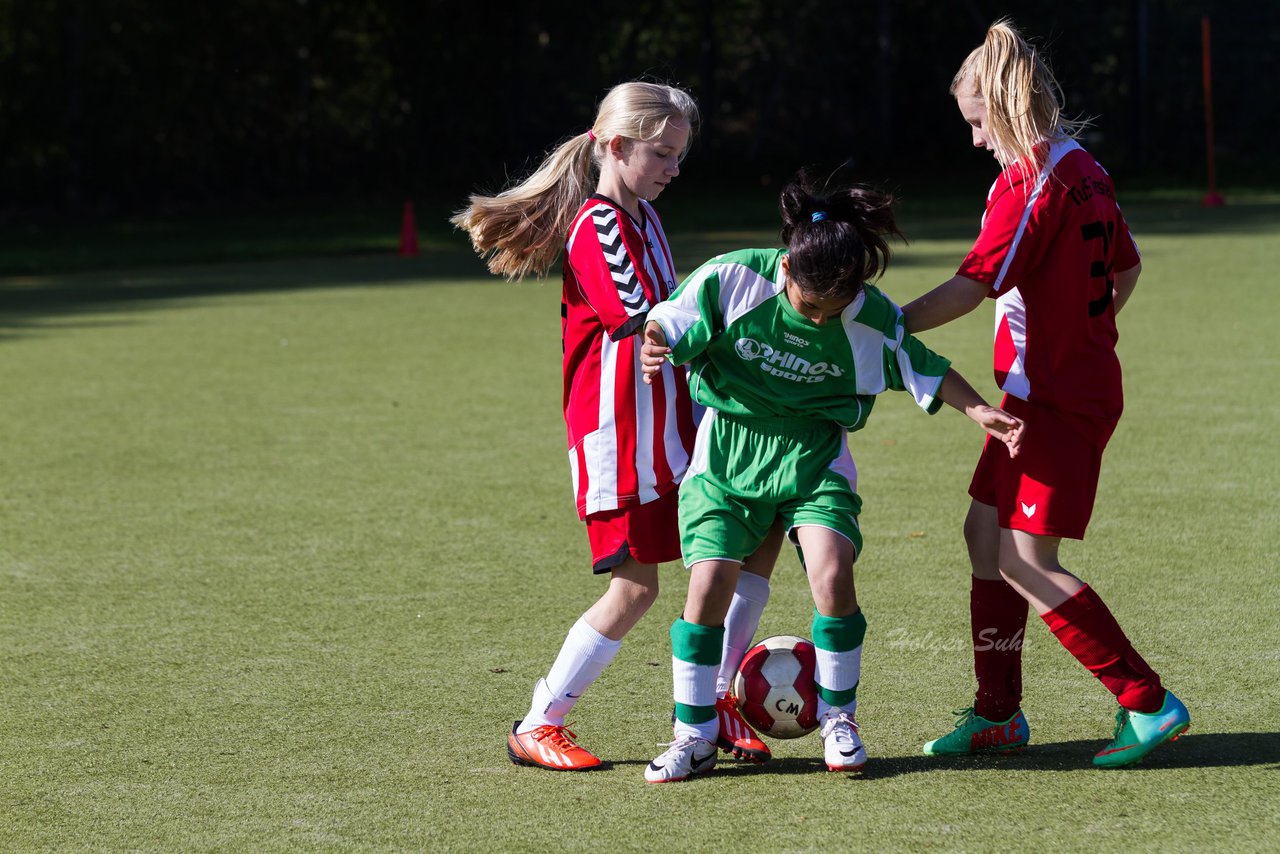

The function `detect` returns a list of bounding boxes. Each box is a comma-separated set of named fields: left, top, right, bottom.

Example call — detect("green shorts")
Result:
left=678, top=411, right=863, bottom=566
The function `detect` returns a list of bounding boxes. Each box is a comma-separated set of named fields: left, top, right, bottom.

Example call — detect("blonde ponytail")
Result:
left=451, top=134, right=596, bottom=281
left=451, top=81, right=700, bottom=281
left=951, top=19, right=1087, bottom=170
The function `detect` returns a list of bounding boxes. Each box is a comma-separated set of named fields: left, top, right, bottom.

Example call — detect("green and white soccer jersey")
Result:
left=646, top=248, right=952, bottom=564
left=647, top=248, right=950, bottom=429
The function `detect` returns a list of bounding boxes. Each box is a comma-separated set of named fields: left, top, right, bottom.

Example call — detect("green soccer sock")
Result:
left=812, top=609, right=866, bottom=715
left=671, top=618, right=724, bottom=736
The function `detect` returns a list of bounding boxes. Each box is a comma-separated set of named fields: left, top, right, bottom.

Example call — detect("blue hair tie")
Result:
left=811, top=211, right=828, bottom=223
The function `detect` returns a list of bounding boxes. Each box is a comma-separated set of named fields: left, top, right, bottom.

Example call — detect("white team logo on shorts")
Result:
left=1021, top=501, right=1037, bottom=518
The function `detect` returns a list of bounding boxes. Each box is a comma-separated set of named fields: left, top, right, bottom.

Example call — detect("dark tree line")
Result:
left=1, top=0, right=1274, bottom=218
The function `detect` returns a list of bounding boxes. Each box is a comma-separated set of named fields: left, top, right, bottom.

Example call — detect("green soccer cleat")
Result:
left=923, top=707, right=1030, bottom=756
left=1093, top=690, right=1190, bottom=768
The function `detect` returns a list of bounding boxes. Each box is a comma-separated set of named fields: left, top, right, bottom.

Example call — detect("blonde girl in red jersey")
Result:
left=903, top=21, right=1188, bottom=768
left=453, top=81, right=781, bottom=772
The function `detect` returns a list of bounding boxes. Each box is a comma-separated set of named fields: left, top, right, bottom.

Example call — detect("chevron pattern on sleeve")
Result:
left=592, top=208, right=649, bottom=315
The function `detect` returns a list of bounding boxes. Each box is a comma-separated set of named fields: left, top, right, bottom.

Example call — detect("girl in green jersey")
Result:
left=637, top=174, right=1024, bottom=782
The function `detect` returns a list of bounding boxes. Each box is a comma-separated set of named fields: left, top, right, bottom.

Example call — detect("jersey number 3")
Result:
left=1080, top=220, right=1115, bottom=317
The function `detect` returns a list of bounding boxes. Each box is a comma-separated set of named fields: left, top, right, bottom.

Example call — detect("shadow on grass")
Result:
left=0, top=244, right=494, bottom=342
left=607, top=732, right=1279, bottom=779
left=895, top=200, right=1280, bottom=243
left=599, top=756, right=831, bottom=780
left=0, top=232, right=950, bottom=344
left=861, top=731, right=1280, bottom=778
left=4, top=197, right=1278, bottom=344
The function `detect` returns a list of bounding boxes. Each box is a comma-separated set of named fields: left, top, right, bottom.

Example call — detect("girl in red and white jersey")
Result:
left=453, top=81, right=780, bottom=771
left=903, top=20, right=1188, bottom=768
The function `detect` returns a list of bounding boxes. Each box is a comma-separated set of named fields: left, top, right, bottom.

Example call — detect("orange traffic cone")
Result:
left=399, top=200, right=420, bottom=257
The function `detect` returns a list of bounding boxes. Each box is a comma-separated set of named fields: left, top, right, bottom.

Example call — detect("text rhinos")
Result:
left=735, top=337, right=843, bottom=384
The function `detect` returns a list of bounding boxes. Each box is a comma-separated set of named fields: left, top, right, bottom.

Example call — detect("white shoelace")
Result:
left=822, top=712, right=860, bottom=743
left=655, top=734, right=711, bottom=752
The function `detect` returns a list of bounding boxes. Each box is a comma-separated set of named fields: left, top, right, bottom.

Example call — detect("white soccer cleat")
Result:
left=820, top=711, right=867, bottom=772
left=644, top=735, right=717, bottom=783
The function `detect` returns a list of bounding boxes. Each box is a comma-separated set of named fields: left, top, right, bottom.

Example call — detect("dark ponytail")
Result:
left=779, top=171, right=903, bottom=300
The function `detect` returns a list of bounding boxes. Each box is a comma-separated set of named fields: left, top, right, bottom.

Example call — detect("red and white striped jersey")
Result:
left=561, top=194, right=699, bottom=519
left=958, top=139, right=1141, bottom=444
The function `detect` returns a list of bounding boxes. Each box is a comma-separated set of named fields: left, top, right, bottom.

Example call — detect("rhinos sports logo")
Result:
left=734, top=338, right=765, bottom=361
left=734, top=337, right=843, bottom=384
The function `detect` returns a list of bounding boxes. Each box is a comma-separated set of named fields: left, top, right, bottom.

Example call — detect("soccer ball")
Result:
left=731, top=635, right=819, bottom=739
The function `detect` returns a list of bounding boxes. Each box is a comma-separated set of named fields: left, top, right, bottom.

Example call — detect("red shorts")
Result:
left=968, top=396, right=1110, bottom=540
left=584, top=489, right=681, bottom=573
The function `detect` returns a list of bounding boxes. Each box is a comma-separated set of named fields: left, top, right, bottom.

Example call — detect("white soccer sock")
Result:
left=671, top=618, right=723, bottom=744
left=816, top=643, right=862, bottom=722
left=717, top=570, right=771, bottom=695
left=673, top=716, right=720, bottom=744
left=518, top=615, right=621, bottom=732
left=672, top=657, right=721, bottom=744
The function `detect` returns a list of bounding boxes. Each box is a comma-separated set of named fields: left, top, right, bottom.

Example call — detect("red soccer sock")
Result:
left=970, top=576, right=1028, bottom=721
left=1041, top=585, right=1164, bottom=713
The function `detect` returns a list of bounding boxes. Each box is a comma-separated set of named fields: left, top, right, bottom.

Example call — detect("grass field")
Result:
left=2, top=194, right=1279, bottom=851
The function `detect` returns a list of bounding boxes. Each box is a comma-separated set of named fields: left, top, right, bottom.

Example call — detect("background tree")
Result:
left=0, top=0, right=1274, bottom=218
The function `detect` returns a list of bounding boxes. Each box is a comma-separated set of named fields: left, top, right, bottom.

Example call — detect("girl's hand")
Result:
left=973, top=406, right=1024, bottom=457
left=937, top=369, right=1023, bottom=457
left=640, top=322, right=670, bottom=385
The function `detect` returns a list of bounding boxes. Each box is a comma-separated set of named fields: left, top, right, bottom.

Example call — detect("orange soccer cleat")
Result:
left=716, top=694, right=772, bottom=762
left=507, top=721, right=603, bottom=771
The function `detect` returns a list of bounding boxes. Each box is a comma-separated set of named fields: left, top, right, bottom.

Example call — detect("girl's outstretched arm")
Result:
left=937, top=368, right=1024, bottom=457
left=902, top=275, right=989, bottom=333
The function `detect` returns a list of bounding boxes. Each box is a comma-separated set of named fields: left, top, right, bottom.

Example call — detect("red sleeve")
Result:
left=957, top=165, right=1051, bottom=296
left=566, top=203, right=656, bottom=341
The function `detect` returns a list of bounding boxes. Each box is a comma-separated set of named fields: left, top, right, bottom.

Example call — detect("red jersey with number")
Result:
left=561, top=194, right=698, bottom=519
left=958, top=139, right=1141, bottom=445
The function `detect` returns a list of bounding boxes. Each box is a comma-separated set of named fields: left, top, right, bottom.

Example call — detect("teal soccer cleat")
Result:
left=923, top=707, right=1030, bottom=756
left=1093, top=690, right=1190, bottom=768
